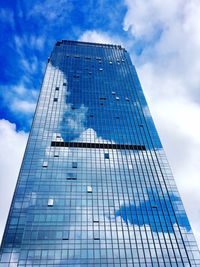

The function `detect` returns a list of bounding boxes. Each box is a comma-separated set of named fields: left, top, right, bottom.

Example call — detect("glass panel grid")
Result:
left=0, top=40, right=199, bottom=266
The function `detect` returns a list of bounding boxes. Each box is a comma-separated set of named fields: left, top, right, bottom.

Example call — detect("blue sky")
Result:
left=0, top=0, right=127, bottom=131
left=0, top=0, right=200, bottom=247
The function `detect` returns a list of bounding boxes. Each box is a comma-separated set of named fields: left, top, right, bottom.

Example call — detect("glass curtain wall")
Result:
left=0, top=40, right=199, bottom=266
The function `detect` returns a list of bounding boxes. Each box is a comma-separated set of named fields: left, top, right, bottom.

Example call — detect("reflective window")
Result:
left=42, top=161, right=48, bottom=167
left=72, top=162, right=77, bottom=168
left=87, top=186, right=93, bottom=193
left=104, top=153, right=109, bottom=159
left=48, top=198, right=54, bottom=206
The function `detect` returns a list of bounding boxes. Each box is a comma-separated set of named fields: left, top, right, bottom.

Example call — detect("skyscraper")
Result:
left=0, top=40, right=199, bottom=266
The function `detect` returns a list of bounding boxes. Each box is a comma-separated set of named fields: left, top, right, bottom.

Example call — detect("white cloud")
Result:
left=65, top=104, right=88, bottom=134
left=123, top=0, right=200, bottom=248
left=0, top=120, right=28, bottom=244
left=123, top=0, right=183, bottom=41
left=73, top=128, right=115, bottom=144
left=79, top=30, right=123, bottom=46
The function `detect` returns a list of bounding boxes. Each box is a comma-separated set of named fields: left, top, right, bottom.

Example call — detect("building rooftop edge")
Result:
left=55, top=40, right=125, bottom=50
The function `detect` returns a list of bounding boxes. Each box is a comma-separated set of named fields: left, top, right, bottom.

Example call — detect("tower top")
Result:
left=55, top=39, right=125, bottom=50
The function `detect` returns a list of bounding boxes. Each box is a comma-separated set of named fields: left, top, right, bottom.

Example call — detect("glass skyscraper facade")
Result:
left=0, top=40, right=199, bottom=266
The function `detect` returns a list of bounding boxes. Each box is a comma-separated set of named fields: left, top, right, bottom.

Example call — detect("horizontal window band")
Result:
left=51, top=141, right=146, bottom=151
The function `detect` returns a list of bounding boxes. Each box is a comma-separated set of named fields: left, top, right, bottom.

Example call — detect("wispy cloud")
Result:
left=12, top=99, right=36, bottom=113
left=14, top=34, right=45, bottom=52
left=0, top=7, right=15, bottom=28
left=30, top=35, right=45, bottom=50
left=1, top=82, right=38, bottom=118
left=28, top=0, right=74, bottom=22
